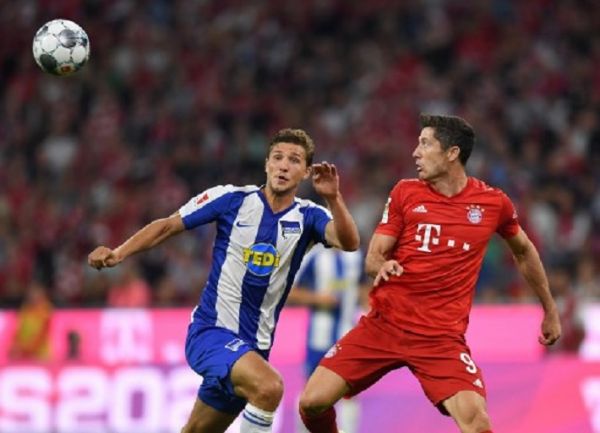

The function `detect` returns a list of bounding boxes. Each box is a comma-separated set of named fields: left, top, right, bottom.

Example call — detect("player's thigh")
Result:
left=230, top=350, right=283, bottom=402
left=442, top=390, right=491, bottom=431
left=408, top=335, right=487, bottom=414
left=185, top=326, right=256, bottom=413
left=318, top=315, right=402, bottom=398
left=182, top=397, right=239, bottom=433
left=301, top=365, right=351, bottom=410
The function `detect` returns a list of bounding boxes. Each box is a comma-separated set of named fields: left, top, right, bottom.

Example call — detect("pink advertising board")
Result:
left=0, top=305, right=598, bottom=433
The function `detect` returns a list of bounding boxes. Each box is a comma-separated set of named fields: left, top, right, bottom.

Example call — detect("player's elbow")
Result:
left=512, top=239, right=535, bottom=264
left=333, top=230, right=360, bottom=251
left=341, top=236, right=360, bottom=252
left=158, top=215, right=185, bottom=238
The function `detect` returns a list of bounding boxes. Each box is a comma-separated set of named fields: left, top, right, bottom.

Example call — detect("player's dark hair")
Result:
left=268, top=128, right=315, bottom=165
left=419, top=114, right=475, bottom=165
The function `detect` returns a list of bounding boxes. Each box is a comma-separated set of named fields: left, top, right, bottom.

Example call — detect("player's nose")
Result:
left=279, top=158, right=291, bottom=170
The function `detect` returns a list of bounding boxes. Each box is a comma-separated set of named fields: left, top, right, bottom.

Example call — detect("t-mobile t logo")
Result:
left=415, top=223, right=441, bottom=252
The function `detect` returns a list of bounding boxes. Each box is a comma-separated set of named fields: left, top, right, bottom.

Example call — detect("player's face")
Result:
left=265, top=142, right=310, bottom=195
left=412, top=127, right=452, bottom=181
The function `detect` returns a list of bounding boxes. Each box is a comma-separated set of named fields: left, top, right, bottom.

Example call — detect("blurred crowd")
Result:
left=0, top=0, right=598, bottom=310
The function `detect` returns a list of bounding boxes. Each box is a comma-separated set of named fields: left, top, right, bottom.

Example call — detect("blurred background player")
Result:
left=88, top=128, right=360, bottom=433
left=288, top=244, right=368, bottom=433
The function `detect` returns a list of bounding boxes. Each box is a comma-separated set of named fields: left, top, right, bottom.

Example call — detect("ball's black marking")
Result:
left=58, top=29, right=78, bottom=48
left=39, top=53, right=59, bottom=75
left=37, top=25, right=49, bottom=37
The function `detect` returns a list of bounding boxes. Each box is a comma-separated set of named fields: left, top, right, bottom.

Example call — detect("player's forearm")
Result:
left=286, top=288, right=312, bottom=306
left=325, top=193, right=360, bottom=251
left=287, top=288, right=330, bottom=307
left=365, top=252, right=386, bottom=278
left=114, top=218, right=180, bottom=261
left=513, top=244, right=557, bottom=314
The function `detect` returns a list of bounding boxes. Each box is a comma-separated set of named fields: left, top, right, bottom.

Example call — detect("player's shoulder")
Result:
left=398, top=178, right=426, bottom=187
left=224, top=184, right=261, bottom=194
left=468, top=177, right=510, bottom=199
left=187, top=184, right=260, bottom=209
left=393, top=178, right=428, bottom=193
left=294, top=197, right=332, bottom=220
left=206, top=184, right=260, bottom=198
left=294, top=196, right=326, bottom=210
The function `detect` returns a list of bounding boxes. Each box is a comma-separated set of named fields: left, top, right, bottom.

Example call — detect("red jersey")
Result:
left=371, top=177, right=520, bottom=336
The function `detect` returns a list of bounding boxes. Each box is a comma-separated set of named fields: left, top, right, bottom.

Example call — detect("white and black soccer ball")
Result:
left=32, top=19, right=90, bottom=76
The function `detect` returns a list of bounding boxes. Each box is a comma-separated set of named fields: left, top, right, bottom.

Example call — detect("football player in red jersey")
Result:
left=298, top=114, right=562, bottom=433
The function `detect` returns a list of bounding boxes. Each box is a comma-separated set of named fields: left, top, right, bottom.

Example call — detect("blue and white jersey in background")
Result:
left=294, top=244, right=365, bottom=374
left=179, top=184, right=332, bottom=352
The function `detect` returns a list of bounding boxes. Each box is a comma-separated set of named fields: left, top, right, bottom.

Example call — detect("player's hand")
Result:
left=373, top=260, right=403, bottom=286
left=538, top=308, right=561, bottom=346
left=88, top=246, right=121, bottom=270
left=311, top=162, right=339, bottom=200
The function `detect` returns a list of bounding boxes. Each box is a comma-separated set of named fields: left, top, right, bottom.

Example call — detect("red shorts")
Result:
left=319, top=310, right=487, bottom=414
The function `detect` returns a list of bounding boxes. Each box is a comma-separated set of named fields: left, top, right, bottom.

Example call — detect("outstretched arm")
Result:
left=88, top=213, right=185, bottom=270
left=287, top=286, right=338, bottom=309
left=504, top=228, right=561, bottom=346
left=312, top=162, right=360, bottom=251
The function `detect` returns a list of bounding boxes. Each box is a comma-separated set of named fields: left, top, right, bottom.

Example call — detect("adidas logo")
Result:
left=412, top=205, right=428, bottom=213
left=473, top=378, right=483, bottom=388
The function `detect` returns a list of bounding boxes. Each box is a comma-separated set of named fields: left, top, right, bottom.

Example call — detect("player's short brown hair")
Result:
left=268, top=128, right=315, bottom=165
left=420, top=114, right=475, bottom=165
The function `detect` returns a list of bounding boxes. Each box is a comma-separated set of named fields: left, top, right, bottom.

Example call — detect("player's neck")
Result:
left=428, top=170, right=468, bottom=197
left=262, top=187, right=296, bottom=213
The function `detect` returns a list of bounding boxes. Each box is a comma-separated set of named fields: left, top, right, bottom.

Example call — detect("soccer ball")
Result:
left=32, top=19, right=90, bottom=76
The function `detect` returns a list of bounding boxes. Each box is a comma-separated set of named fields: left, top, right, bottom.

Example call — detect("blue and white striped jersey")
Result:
left=179, top=184, right=332, bottom=351
left=295, top=244, right=364, bottom=357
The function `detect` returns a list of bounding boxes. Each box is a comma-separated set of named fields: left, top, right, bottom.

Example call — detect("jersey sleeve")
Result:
left=178, top=185, right=233, bottom=229
left=374, top=181, right=404, bottom=237
left=305, top=204, right=333, bottom=246
left=496, top=192, right=520, bottom=238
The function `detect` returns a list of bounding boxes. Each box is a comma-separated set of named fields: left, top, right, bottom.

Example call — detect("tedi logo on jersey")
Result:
left=280, top=220, right=301, bottom=238
left=243, top=243, right=280, bottom=276
left=466, top=205, right=484, bottom=224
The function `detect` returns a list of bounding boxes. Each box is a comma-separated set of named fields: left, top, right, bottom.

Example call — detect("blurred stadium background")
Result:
left=0, top=1, right=599, bottom=432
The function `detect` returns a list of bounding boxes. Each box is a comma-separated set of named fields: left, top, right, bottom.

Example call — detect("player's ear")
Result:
left=303, top=164, right=312, bottom=180
left=448, top=145, right=460, bottom=162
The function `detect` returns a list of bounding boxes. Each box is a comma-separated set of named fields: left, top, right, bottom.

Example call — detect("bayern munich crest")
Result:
left=466, top=205, right=484, bottom=224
